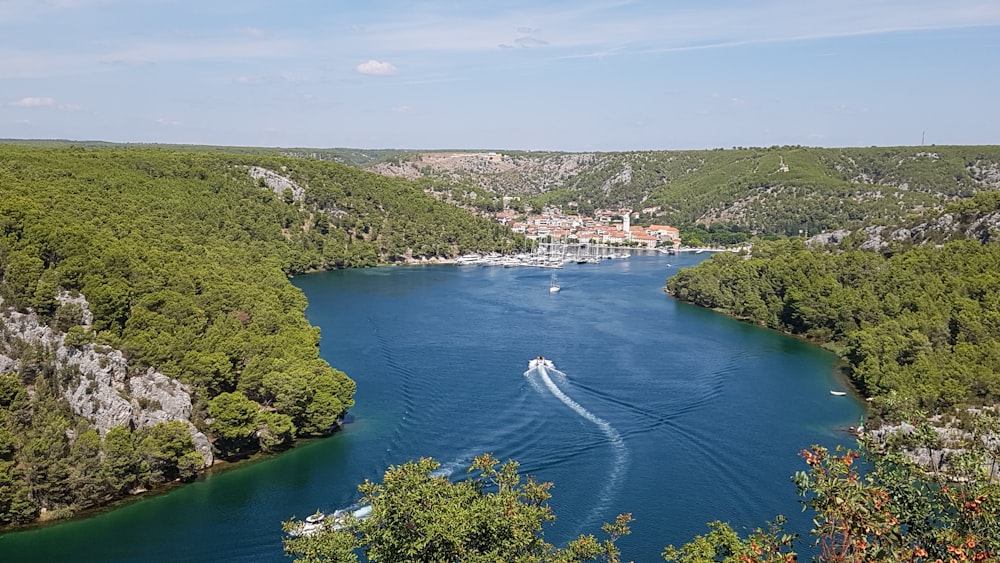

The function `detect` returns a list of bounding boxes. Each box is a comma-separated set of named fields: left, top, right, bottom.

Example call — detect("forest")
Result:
left=0, top=144, right=530, bottom=525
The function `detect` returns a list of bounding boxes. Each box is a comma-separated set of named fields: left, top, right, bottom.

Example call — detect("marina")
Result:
left=454, top=242, right=635, bottom=268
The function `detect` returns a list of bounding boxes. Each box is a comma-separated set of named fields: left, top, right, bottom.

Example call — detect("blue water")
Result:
left=0, top=253, right=862, bottom=561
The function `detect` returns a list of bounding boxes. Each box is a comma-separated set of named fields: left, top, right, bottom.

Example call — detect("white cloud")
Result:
left=155, top=117, right=181, bottom=126
left=392, top=105, right=412, bottom=113
left=9, top=96, right=55, bottom=107
left=355, top=59, right=398, bottom=76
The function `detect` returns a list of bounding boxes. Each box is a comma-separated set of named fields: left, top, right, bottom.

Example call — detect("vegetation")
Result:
left=362, top=145, right=1000, bottom=239
left=284, top=454, right=633, bottom=563
left=0, top=365, right=204, bottom=525
left=0, top=144, right=528, bottom=524
left=660, top=192, right=1000, bottom=558
left=284, top=443, right=998, bottom=562
left=5, top=140, right=1000, bottom=556
left=664, top=442, right=998, bottom=562
left=667, top=223, right=1000, bottom=413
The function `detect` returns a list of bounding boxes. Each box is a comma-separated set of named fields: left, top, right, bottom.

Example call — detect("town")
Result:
left=489, top=206, right=682, bottom=251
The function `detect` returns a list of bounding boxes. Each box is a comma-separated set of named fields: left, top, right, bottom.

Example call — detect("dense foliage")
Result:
left=0, top=365, right=203, bottom=524
left=0, top=144, right=528, bottom=524
left=284, top=454, right=633, bottom=563
left=667, top=233, right=1000, bottom=412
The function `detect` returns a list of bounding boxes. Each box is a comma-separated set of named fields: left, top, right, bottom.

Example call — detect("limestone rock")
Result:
left=249, top=166, right=305, bottom=202
left=0, top=296, right=213, bottom=467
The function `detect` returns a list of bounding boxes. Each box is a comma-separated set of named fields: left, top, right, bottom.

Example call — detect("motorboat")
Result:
left=288, top=511, right=333, bottom=537
left=830, top=390, right=847, bottom=396
left=529, top=356, right=555, bottom=370
left=287, top=505, right=372, bottom=537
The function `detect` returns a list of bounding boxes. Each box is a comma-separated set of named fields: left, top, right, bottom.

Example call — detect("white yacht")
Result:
left=456, top=253, right=482, bottom=265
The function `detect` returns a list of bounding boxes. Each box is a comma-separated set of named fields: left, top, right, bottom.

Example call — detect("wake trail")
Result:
left=526, top=362, right=628, bottom=530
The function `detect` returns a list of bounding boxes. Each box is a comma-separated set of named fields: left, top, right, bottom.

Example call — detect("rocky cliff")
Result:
left=0, top=294, right=213, bottom=467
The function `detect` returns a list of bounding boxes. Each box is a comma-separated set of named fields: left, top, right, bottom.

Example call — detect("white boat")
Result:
left=288, top=511, right=334, bottom=537
left=288, top=505, right=372, bottom=537
left=830, top=390, right=847, bottom=396
left=456, top=253, right=482, bottom=265
left=549, top=274, right=560, bottom=293
left=528, top=356, right=554, bottom=370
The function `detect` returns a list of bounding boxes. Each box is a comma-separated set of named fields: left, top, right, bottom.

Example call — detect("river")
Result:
left=0, top=253, right=863, bottom=561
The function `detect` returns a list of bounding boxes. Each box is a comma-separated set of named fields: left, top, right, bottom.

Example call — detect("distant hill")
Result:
left=364, top=146, right=1000, bottom=237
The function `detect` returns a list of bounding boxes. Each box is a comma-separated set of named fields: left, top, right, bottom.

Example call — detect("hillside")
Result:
left=0, top=144, right=528, bottom=525
left=667, top=189, right=1000, bottom=413
left=365, top=145, right=1000, bottom=237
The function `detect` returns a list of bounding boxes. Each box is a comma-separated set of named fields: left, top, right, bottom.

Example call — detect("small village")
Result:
left=448, top=206, right=684, bottom=267
left=488, top=206, right=682, bottom=251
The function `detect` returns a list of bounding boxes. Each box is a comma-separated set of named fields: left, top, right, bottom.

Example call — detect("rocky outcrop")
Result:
left=806, top=229, right=851, bottom=246
left=867, top=411, right=1000, bottom=480
left=249, top=166, right=305, bottom=202
left=858, top=209, right=1000, bottom=250
left=0, top=295, right=213, bottom=467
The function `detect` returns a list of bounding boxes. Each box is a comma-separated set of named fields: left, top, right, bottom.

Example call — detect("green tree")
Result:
left=283, top=454, right=631, bottom=563
left=138, top=421, right=199, bottom=483
left=662, top=519, right=795, bottom=563
left=102, top=425, right=150, bottom=495
left=208, top=391, right=261, bottom=458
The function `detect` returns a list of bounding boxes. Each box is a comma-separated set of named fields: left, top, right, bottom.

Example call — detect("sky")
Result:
left=2, top=0, right=1000, bottom=152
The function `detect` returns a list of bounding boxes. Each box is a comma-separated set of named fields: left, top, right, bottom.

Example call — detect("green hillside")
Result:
left=667, top=188, right=1000, bottom=413
left=0, top=144, right=528, bottom=525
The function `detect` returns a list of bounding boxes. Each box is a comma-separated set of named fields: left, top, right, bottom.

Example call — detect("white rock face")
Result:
left=0, top=296, right=213, bottom=467
left=249, top=166, right=305, bottom=201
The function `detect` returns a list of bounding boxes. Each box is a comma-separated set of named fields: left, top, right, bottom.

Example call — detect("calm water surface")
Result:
left=0, top=253, right=863, bottom=561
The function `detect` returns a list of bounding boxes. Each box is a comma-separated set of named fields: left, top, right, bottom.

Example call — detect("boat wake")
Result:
left=524, top=358, right=628, bottom=529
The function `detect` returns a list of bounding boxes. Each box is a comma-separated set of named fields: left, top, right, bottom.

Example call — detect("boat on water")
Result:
left=830, top=390, right=847, bottom=396
left=456, top=253, right=482, bottom=265
left=549, top=274, right=560, bottom=293
left=529, top=355, right=555, bottom=370
left=287, top=505, right=372, bottom=537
